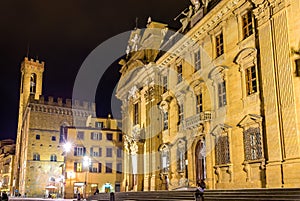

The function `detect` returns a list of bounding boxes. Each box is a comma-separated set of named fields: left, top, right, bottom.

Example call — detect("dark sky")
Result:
left=0, top=0, right=190, bottom=140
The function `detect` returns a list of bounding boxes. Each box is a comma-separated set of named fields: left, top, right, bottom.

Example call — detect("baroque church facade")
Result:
left=116, top=0, right=300, bottom=191
left=14, top=57, right=95, bottom=197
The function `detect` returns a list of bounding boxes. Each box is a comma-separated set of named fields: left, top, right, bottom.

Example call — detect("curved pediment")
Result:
left=208, top=65, right=228, bottom=80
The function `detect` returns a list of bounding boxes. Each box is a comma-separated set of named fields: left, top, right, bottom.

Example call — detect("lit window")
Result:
left=218, top=81, right=227, bottom=107
left=74, top=162, right=82, bottom=172
left=245, top=66, right=257, bottom=95
left=216, top=32, right=224, bottom=57
left=196, top=93, right=203, bottom=114
left=106, top=163, right=113, bottom=173
left=195, top=50, right=201, bottom=71
left=95, top=122, right=103, bottom=128
left=77, top=131, right=84, bottom=140
left=106, top=148, right=113, bottom=157
left=33, top=153, right=40, bottom=161
left=242, top=11, right=253, bottom=39
left=91, top=132, right=102, bottom=140
left=30, top=73, right=37, bottom=94
left=50, top=154, right=57, bottom=162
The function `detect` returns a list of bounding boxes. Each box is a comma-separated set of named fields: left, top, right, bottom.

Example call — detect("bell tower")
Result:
left=19, top=57, right=44, bottom=109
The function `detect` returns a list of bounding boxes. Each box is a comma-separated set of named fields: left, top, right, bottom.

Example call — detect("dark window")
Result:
left=242, top=11, right=253, bottom=39
left=195, top=50, right=201, bottom=71
left=90, top=147, right=101, bottom=157
left=33, top=153, right=40, bottom=161
left=163, top=112, right=168, bottom=130
left=162, top=76, right=168, bottom=93
left=77, top=131, right=84, bottom=140
left=116, top=163, right=122, bottom=174
left=245, top=66, right=257, bottom=95
left=244, top=127, right=263, bottom=161
left=133, top=103, right=139, bottom=125
left=106, top=163, right=113, bottom=173
left=216, top=32, right=224, bottom=57
left=117, top=148, right=122, bottom=158
left=178, top=104, right=184, bottom=123
left=177, top=64, right=183, bottom=84
left=118, top=133, right=123, bottom=142
left=98, top=163, right=102, bottom=173
left=196, top=93, right=203, bottom=114
left=215, top=135, right=230, bottom=165
left=36, top=134, right=40, bottom=140
left=106, top=133, right=113, bottom=141
left=295, top=59, right=300, bottom=77
left=218, top=81, right=227, bottom=107
left=51, top=136, right=56, bottom=141
left=50, top=154, right=57, bottom=162
left=74, top=147, right=86, bottom=156
left=106, top=148, right=113, bottom=157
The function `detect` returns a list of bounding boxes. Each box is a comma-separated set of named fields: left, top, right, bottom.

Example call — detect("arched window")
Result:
left=177, top=140, right=186, bottom=172
left=50, top=154, right=57, bottom=162
left=160, top=145, right=170, bottom=174
left=33, top=153, right=40, bottom=161
left=30, top=73, right=37, bottom=94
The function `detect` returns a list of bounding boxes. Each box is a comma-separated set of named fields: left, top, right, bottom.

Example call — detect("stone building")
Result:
left=63, top=116, right=122, bottom=199
left=0, top=139, right=15, bottom=195
left=14, top=57, right=95, bottom=197
left=116, top=0, right=300, bottom=191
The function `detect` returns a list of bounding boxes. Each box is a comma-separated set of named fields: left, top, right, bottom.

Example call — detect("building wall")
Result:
left=63, top=117, right=122, bottom=199
left=117, top=0, right=300, bottom=191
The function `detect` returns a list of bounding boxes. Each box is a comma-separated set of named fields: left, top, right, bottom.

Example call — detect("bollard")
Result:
left=194, top=189, right=204, bottom=201
left=110, top=192, right=115, bottom=201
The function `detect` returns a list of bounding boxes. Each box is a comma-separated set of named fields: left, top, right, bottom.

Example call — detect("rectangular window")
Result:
left=162, top=76, right=168, bottom=93
left=245, top=66, right=257, bottom=95
left=51, top=136, right=56, bottom=141
left=194, top=50, right=201, bottom=71
left=77, top=131, right=84, bottom=140
left=106, top=133, right=113, bottom=141
left=196, top=93, right=203, bottom=114
left=133, top=103, right=139, bottom=125
left=91, top=132, right=102, bottom=140
left=106, top=148, right=113, bottom=157
left=177, top=64, right=183, bottom=84
left=118, top=133, right=123, bottom=142
left=106, top=163, right=113, bottom=173
left=98, top=163, right=102, bottom=173
left=117, top=148, right=122, bottom=158
left=89, top=163, right=100, bottom=173
left=242, top=11, right=253, bottom=39
left=178, top=104, right=184, bottom=123
left=163, top=112, right=168, bottom=130
left=244, top=127, right=262, bottom=161
left=216, top=32, right=224, bottom=57
left=74, top=162, right=82, bottom=172
left=116, top=163, right=122, bottom=174
left=74, top=147, right=86, bottom=156
left=36, top=134, right=40, bottom=140
left=95, top=122, right=103, bottom=128
left=215, top=135, right=230, bottom=165
left=90, top=147, right=101, bottom=157
left=218, top=81, right=227, bottom=107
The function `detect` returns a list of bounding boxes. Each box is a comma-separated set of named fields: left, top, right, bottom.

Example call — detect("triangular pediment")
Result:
left=211, top=124, right=232, bottom=136
left=237, top=114, right=262, bottom=128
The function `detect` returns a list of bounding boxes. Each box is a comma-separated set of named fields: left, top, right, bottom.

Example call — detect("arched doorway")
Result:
left=195, top=139, right=206, bottom=183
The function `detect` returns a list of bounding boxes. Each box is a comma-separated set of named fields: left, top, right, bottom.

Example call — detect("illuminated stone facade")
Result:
left=0, top=139, right=15, bottom=195
left=117, top=0, right=300, bottom=191
left=14, top=57, right=95, bottom=197
left=63, top=116, right=122, bottom=199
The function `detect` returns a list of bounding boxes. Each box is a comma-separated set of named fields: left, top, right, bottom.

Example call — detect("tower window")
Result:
left=242, top=11, right=253, bottom=39
left=33, top=153, right=40, bottom=161
left=51, top=136, right=56, bottom=141
left=216, top=32, right=224, bottom=57
left=50, top=154, right=57, bottom=162
left=295, top=59, right=300, bottom=77
left=36, top=134, right=40, bottom=140
left=30, top=73, right=37, bottom=94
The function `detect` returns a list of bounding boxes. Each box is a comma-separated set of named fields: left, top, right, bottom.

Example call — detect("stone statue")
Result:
left=180, top=5, right=194, bottom=32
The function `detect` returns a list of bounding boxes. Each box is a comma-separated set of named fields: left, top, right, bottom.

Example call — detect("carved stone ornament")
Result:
left=128, top=85, right=139, bottom=100
left=132, top=124, right=141, bottom=141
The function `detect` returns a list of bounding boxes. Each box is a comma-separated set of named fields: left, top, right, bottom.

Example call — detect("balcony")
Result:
left=184, top=111, right=212, bottom=130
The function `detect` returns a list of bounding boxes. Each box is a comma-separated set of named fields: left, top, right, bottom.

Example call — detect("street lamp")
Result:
left=83, top=156, right=90, bottom=200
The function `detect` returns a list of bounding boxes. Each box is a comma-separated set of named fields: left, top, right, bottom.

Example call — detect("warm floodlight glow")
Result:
left=83, top=156, right=90, bottom=167
left=63, top=142, right=72, bottom=153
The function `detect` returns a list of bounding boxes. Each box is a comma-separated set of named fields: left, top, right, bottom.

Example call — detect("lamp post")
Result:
left=83, top=156, right=90, bottom=200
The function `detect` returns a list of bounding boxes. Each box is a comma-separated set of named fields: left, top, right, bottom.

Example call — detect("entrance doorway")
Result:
left=195, top=140, right=206, bottom=183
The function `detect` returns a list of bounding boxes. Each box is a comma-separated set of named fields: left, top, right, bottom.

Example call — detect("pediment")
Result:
left=237, top=114, right=262, bottom=128
left=211, top=124, right=232, bottom=136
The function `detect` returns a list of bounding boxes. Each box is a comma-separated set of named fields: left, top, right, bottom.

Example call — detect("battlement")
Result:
left=28, top=94, right=96, bottom=111
left=21, top=57, right=45, bottom=70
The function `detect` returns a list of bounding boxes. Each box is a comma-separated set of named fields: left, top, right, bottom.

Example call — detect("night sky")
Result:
left=0, top=1, right=190, bottom=140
